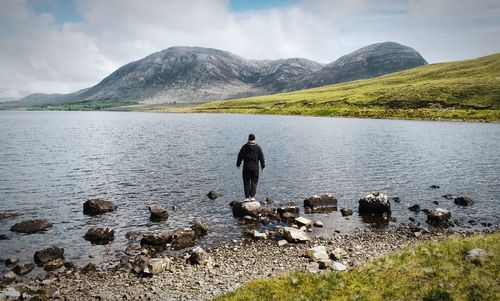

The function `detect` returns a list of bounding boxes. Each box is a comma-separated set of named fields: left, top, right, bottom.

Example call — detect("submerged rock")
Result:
left=430, top=185, right=440, bottom=189
left=454, top=196, right=474, bottom=206
left=426, top=208, right=452, bottom=226
left=84, top=227, right=115, bottom=244
left=10, top=219, right=52, bottom=233
left=232, top=200, right=261, bottom=218
left=148, top=204, right=169, bottom=221
left=83, top=198, right=117, bottom=215
left=206, top=191, right=220, bottom=200
left=12, top=262, right=35, bottom=275
left=408, top=204, right=420, bottom=212
left=340, top=208, right=353, bottom=217
left=0, top=211, right=22, bottom=221
left=0, top=234, right=12, bottom=240
left=442, top=194, right=455, bottom=200
left=358, top=192, right=391, bottom=214
left=304, top=194, right=338, bottom=213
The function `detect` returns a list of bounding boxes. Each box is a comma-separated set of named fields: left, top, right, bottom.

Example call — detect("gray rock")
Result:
left=141, top=230, right=173, bottom=246
left=408, top=204, right=420, bottom=212
left=332, top=262, right=347, bottom=271
left=188, top=247, right=213, bottom=266
left=84, top=227, right=115, bottom=244
left=2, top=271, right=17, bottom=282
left=430, top=185, right=440, bottom=189
left=207, top=191, right=221, bottom=200
left=277, top=206, right=300, bottom=221
left=34, top=247, right=64, bottom=266
left=278, top=227, right=311, bottom=243
left=10, top=219, right=52, bottom=233
left=305, top=246, right=332, bottom=269
left=146, top=258, right=171, bottom=275
left=358, top=192, right=391, bottom=214
left=12, top=262, right=35, bottom=275
left=454, top=196, right=474, bottom=206
left=330, top=248, right=348, bottom=260
left=232, top=201, right=261, bottom=218
left=340, top=208, right=353, bottom=216
left=190, top=222, right=208, bottom=239
left=0, top=287, right=21, bottom=299
left=277, top=240, right=288, bottom=247
left=465, top=248, right=489, bottom=260
left=294, top=216, right=312, bottom=228
left=304, top=194, right=338, bottom=213
left=426, top=208, right=452, bottom=226
left=250, top=230, right=268, bottom=240
left=171, top=228, right=197, bottom=250
left=0, top=234, right=12, bottom=240
left=313, top=220, right=324, bottom=228
left=0, top=211, right=22, bottom=221
left=148, top=204, right=169, bottom=221
left=83, top=198, right=117, bottom=215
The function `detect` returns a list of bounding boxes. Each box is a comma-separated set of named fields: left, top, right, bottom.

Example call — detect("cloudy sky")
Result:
left=1, top=0, right=499, bottom=100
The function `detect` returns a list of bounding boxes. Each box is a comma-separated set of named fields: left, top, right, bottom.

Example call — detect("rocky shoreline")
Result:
left=1, top=223, right=497, bottom=301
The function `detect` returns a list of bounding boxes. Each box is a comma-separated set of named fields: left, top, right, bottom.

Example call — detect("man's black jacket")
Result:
left=237, top=142, right=265, bottom=171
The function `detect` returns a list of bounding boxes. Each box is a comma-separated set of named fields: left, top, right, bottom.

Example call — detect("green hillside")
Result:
left=188, top=53, right=500, bottom=121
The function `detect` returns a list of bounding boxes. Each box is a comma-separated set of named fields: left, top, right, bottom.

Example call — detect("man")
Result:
left=236, top=134, right=265, bottom=201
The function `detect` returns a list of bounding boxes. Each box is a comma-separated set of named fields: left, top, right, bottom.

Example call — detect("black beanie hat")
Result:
left=248, top=134, right=255, bottom=141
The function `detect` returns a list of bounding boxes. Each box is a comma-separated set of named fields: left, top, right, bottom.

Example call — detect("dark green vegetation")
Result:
left=189, top=53, right=500, bottom=121
left=215, top=232, right=499, bottom=301
left=27, top=100, right=134, bottom=111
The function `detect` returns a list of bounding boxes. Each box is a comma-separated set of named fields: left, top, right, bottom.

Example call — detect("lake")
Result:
left=0, top=111, right=499, bottom=267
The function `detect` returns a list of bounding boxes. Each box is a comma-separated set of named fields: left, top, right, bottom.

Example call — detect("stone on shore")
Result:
left=34, top=247, right=65, bottom=270
left=140, top=231, right=173, bottom=246
left=330, top=248, right=348, bottom=260
left=83, top=198, right=117, bottom=215
left=146, top=257, right=171, bottom=275
left=278, top=227, right=310, bottom=243
left=84, top=227, right=115, bottom=244
left=332, top=262, right=347, bottom=271
left=250, top=230, right=268, bottom=240
left=340, top=208, right=353, bottom=217
left=171, top=228, right=197, bottom=250
left=278, top=239, right=288, bottom=247
left=294, top=216, right=312, bottom=228
left=12, top=262, right=35, bottom=275
left=454, top=196, right=474, bottom=206
left=304, top=194, right=338, bottom=213
left=426, top=208, right=451, bottom=226
left=232, top=200, right=261, bottom=218
left=10, top=219, right=52, bottom=233
left=358, top=192, right=391, bottom=214
left=148, top=204, right=169, bottom=221
left=465, top=248, right=489, bottom=261
left=188, top=247, right=213, bottom=266
left=305, top=246, right=331, bottom=269
left=191, top=222, right=208, bottom=238
left=207, top=191, right=220, bottom=200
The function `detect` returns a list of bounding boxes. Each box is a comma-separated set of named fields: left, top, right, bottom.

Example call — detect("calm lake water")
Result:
left=0, top=111, right=499, bottom=266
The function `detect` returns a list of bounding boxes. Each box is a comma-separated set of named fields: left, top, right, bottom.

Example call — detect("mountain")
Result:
left=18, top=42, right=427, bottom=105
left=286, top=42, right=427, bottom=91
left=191, top=53, right=500, bottom=121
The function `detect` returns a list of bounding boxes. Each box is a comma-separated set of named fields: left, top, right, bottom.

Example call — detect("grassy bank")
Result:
left=187, top=53, right=500, bottom=121
left=215, top=232, right=499, bottom=301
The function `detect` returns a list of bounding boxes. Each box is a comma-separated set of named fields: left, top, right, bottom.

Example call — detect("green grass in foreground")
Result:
left=189, top=53, right=500, bottom=121
left=27, top=100, right=134, bottom=111
left=215, top=232, right=500, bottom=301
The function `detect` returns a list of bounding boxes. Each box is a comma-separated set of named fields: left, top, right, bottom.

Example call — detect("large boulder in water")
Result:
left=10, top=219, right=52, bottom=233
left=148, top=204, right=169, bottom=221
left=231, top=200, right=261, bottom=218
left=190, top=222, right=208, bottom=238
left=277, top=206, right=300, bottom=221
left=426, top=208, right=451, bottom=226
left=454, top=196, right=474, bottom=206
left=83, top=198, right=117, bottom=215
left=358, top=192, right=391, bottom=214
left=84, top=227, right=114, bottom=244
left=304, top=194, right=338, bottom=213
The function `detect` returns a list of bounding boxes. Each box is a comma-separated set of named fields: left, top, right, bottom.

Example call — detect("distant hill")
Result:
left=190, top=53, right=500, bottom=121
left=16, top=42, right=427, bottom=105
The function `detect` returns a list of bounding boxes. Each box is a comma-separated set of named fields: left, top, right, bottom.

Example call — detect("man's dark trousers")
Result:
left=243, top=169, right=259, bottom=198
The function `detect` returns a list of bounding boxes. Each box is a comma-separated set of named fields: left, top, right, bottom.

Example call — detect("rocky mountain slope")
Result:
left=18, top=42, right=427, bottom=104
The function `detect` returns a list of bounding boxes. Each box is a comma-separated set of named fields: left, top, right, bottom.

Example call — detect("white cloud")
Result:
left=0, top=0, right=498, bottom=98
